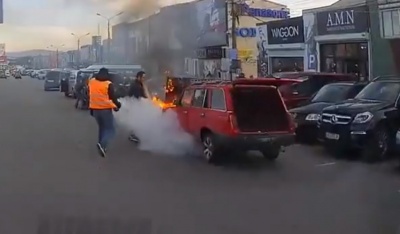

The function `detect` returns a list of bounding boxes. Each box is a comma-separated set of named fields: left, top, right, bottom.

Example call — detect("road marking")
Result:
left=315, top=162, right=336, bottom=167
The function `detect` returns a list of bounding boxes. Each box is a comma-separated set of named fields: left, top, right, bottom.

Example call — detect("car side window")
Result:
left=210, top=89, right=226, bottom=110
left=293, top=79, right=313, bottom=97
left=192, top=89, right=207, bottom=108
left=181, top=89, right=194, bottom=107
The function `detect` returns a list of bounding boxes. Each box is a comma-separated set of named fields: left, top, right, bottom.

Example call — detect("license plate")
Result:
left=259, top=138, right=272, bottom=142
left=325, top=132, right=340, bottom=140
left=47, top=80, right=54, bottom=82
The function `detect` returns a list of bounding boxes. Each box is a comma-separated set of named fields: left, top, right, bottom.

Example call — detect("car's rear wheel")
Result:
left=261, top=145, right=281, bottom=161
left=201, top=133, right=223, bottom=164
left=362, top=127, right=389, bottom=163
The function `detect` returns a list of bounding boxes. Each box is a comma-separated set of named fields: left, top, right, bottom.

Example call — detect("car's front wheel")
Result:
left=362, top=127, right=390, bottom=163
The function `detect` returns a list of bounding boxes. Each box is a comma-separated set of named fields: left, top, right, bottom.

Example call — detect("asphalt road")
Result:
left=0, top=76, right=400, bottom=234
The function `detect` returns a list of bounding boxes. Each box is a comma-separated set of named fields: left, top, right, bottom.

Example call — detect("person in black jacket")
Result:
left=128, top=71, right=148, bottom=143
left=128, top=71, right=147, bottom=99
left=74, top=78, right=87, bottom=109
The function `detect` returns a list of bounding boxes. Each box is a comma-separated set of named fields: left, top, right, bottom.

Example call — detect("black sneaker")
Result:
left=96, top=143, right=106, bottom=157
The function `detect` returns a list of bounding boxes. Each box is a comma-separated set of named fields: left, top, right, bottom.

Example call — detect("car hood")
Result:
left=290, top=102, right=333, bottom=114
left=323, top=99, right=392, bottom=115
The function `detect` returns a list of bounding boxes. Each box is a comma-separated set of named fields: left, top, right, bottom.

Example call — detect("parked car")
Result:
left=318, top=76, right=400, bottom=162
left=274, top=72, right=358, bottom=109
left=14, top=71, right=22, bottom=79
left=172, top=79, right=296, bottom=164
left=37, top=70, right=48, bottom=80
left=0, top=70, right=6, bottom=79
left=290, top=82, right=368, bottom=143
left=44, top=70, right=69, bottom=91
left=60, top=71, right=71, bottom=96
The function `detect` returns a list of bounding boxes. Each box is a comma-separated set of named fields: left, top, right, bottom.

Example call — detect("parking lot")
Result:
left=1, top=77, right=400, bottom=233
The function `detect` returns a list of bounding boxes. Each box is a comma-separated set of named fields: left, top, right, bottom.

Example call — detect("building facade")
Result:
left=375, top=0, right=400, bottom=75
left=233, top=0, right=290, bottom=77
left=302, top=1, right=371, bottom=80
left=257, top=16, right=304, bottom=75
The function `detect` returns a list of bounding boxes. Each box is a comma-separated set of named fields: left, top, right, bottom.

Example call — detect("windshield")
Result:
left=311, top=84, right=352, bottom=103
left=355, top=82, right=400, bottom=102
left=46, top=71, right=60, bottom=80
left=110, top=74, right=127, bottom=84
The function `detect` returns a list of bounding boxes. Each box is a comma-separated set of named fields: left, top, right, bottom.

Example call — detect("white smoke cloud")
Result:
left=114, top=97, right=196, bottom=156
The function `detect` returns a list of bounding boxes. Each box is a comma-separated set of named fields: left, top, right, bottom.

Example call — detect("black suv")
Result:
left=318, top=76, right=400, bottom=162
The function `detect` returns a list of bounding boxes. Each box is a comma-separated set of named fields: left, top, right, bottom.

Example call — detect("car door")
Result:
left=188, top=88, right=208, bottom=138
left=204, top=88, right=230, bottom=135
left=175, top=88, right=194, bottom=132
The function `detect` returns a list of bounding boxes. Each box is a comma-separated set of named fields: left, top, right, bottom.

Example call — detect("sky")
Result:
left=0, top=0, right=336, bottom=52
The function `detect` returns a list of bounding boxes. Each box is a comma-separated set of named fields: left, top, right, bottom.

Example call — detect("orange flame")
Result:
left=152, top=96, right=175, bottom=109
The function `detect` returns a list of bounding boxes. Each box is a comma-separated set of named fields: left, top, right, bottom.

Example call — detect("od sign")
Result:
left=236, top=28, right=256, bottom=37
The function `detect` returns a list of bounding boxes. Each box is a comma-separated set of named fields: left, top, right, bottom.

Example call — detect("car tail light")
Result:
left=287, top=112, right=296, bottom=132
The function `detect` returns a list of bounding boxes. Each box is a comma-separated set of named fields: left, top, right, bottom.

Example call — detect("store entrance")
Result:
left=320, top=43, right=369, bottom=80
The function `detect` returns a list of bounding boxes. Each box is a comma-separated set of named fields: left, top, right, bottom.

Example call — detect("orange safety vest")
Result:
left=88, top=78, right=116, bottom=109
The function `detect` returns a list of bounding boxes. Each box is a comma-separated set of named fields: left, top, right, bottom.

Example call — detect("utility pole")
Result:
left=107, top=19, right=111, bottom=64
left=231, top=0, right=237, bottom=51
left=71, top=33, right=90, bottom=68
left=97, top=12, right=123, bottom=64
left=56, top=48, right=59, bottom=68
left=229, top=0, right=238, bottom=80
left=50, top=44, right=64, bottom=68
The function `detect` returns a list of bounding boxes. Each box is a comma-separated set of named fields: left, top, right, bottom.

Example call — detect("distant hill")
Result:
left=7, top=50, right=53, bottom=58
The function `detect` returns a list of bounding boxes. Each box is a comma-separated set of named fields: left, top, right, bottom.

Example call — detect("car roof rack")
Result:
left=372, top=75, right=400, bottom=81
left=190, top=79, right=231, bottom=85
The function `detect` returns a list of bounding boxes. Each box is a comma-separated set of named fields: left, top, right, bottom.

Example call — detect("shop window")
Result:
left=336, top=44, right=346, bottom=57
left=321, top=44, right=335, bottom=57
left=381, top=9, right=400, bottom=38
left=345, top=44, right=358, bottom=58
left=393, top=10, right=400, bottom=36
left=271, top=57, right=303, bottom=73
left=320, top=43, right=369, bottom=80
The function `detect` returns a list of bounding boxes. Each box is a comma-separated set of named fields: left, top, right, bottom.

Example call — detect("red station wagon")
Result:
left=172, top=78, right=296, bottom=164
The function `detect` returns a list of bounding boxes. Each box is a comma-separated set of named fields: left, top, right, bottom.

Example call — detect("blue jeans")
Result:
left=92, top=109, right=115, bottom=149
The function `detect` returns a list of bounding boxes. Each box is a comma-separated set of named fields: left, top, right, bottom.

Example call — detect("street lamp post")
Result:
left=50, top=44, right=65, bottom=68
left=71, top=33, right=90, bottom=68
left=97, top=11, right=123, bottom=64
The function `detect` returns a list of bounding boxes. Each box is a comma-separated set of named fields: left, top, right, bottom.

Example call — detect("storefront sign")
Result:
left=196, top=47, right=224, bottom=59
left=316, top=6, right=369, bottom=35
left=238, top=49, right=253, bottom=58
left=236, top=28, right=257, bottom=37
left=238, top=49, right=255, bottom=64
left=238, top=4, right=290, bottom=19
left=267, top=16, right=304, bottom=44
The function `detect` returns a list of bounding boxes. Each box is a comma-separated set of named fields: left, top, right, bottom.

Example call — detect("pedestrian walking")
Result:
left=88, top=68, right=121, bottom=157
left=127, top=71, right=149, bottom=143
